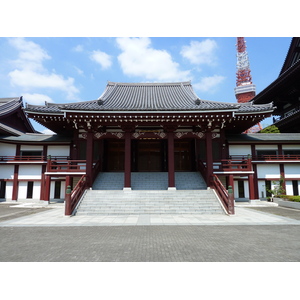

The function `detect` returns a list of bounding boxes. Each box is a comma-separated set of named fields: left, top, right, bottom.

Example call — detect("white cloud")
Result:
left=7, top=37, right=79, bottom=100
left=180, top=39, right=218, bottom=65
left=74, top=66, right=84, bottom=75
left=8, top=37, right=50, bottom=71
left=193, top=75, right=225, bottom=93
left=73, top=45, right=84, bottom=52
left=90, top=50, right=112, bottom=70
left=23, top=93, right=54, bottom=105
left=116, top=37, right=191, bottom=81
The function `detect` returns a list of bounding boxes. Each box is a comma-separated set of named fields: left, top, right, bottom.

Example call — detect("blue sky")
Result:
left=0, top=37, right=292, bottom=132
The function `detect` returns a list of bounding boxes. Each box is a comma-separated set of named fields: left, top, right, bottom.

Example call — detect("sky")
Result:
left=0, top=36, right=292, bottom=133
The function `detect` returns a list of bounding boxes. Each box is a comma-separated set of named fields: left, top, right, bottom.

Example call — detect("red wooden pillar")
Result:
left=278, top=144, right=286, bottom=192
left=167, top=130, right=175, bottom=189
left=205, top=131, right=213, bottom=187
left=248, top=173, right=256, bottom=200
left=86, top=131, right=94, bottom=188
left=12, top=165, right=19, bottom=201
left=228, top=174, right=234, bottom=192
left=44, top=175, right=51, bottom=202
left=12, top=144, right=20, bottom=201
left=65, top=175, right=71, bottom=199
left=40, top=145, right=47, bottom=200
left=124, top=131, right=132, bottom=189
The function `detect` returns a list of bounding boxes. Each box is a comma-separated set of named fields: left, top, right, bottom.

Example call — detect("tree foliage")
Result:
left=259, top=125, right=280, bottom=133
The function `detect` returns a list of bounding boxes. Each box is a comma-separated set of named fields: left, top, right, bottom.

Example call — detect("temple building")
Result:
left=1, top=39, right=300, bottom=216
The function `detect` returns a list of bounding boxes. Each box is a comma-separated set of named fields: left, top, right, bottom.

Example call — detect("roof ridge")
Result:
left=107, top=81, right=191, bottom=86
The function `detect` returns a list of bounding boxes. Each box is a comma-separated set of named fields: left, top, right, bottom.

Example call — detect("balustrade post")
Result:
left=65, top=185, right=72, bottom=216
left=46, top=155, right=51, bottom=172
left=228, top=185, right=235, bottom=215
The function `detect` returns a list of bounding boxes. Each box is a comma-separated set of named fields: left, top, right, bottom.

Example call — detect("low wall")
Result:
left=275, top=198, right=300, bottom=210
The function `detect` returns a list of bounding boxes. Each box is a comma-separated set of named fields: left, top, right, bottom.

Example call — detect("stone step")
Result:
left=75, top=172, right=225, bottom=216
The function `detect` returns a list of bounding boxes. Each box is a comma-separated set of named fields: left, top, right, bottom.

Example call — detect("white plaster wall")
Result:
left=0, top=165, right=14, bottom=179
left=282, top=145, right=300, bottom=150
left=0, top=143, right=16, bottom=156
left=233, top=181, right=239, bottom=198
left=284, top=165, right=300, bottom=178
left=233, top=180, right=249, bottom=199
left=18, top=165, right=42, bottom=179
left=20, top=145, right=43, bottom=151
left=18, top=181, right=27, bottom=199
left=229, top=145, right=251, bottom=156
left=257, top=180, right=267, bottom=198
left=33, top=182, right=41, bottom=199
left=48, top=145, right=70, bottom=157
left=255, top=145, right=278, bottom=150
left=61, top=181, right=66, bottom=199
left=18, top=181, right=41, bottom=200
left=257, top=164, right=280, bottom=179
left=285, top=181, right=293, bottom=195
left=5, top=182, right=13, bottom=199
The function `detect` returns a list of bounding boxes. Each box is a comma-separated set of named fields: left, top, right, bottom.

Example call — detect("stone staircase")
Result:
left=75, top=189, right=225, bottom=215
left=74, top=172, right=225, bottom=216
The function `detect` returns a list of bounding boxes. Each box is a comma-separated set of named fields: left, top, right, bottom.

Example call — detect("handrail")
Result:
left=0, top=155, right=69, bottom=162
left=197, top=159, right=207, bottom=185
left=213, top=158, right=252, bottom=172
left=65, top=175, right=87, bottom=215
left=211, top=174, right=234, bottom=215
left=47, top=160, right=86, bottom=172
left=252, top=154, right=300, bottom=160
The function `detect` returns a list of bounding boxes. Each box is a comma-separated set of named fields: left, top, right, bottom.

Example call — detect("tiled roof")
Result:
left=26, top=81, right=273, bottom=114
left=0, top=133, right=71, bottom=143
left=0, top=97, right=23, bottom=116
left=227, top=133, right=300, bottom=142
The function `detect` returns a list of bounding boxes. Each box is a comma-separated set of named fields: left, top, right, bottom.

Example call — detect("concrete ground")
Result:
left=0, top=201, right=300, bottom=262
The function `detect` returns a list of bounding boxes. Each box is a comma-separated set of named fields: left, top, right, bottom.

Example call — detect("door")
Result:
left=105, top=140, right=125, bottom=171
left=137, top=140, right=163, bottom=171
left=174, top=140, right=194, bottom=171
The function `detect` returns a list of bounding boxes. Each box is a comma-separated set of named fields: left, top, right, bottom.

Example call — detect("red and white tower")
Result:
left=235, top=37, right=256, bottom=103
left=235, top=37, right=262, bottom=132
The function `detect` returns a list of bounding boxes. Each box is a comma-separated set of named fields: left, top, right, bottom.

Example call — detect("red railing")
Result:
left=252, top=154, right=300, bottom=161
left=0, top=155, right=69, bottom=162
left=213, top=158, right=252, bottom=172
left=0, top=155, right=46, bottom=161
left=65, top=175, right=87, bottom=215
left=211, top=174, right=234, bottom=215
left=46, top=160, right=86, bottom=172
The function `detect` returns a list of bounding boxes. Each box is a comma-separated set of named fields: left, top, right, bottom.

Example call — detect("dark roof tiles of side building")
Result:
left=0, top=133, right=71, bottom=143
left=25, top=81, right=273, bottom=114
left=227, top=133, right=300, bottom=142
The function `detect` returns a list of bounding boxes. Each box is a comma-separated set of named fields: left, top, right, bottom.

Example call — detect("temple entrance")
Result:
left=134, top=140, right=165, bottom=172
left=104, top=140, right=125, bottom=171
left=103, top=138, right=195, bottom=172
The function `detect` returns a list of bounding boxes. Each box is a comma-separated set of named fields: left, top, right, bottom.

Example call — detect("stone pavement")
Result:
left=1, top=201, right=300, bottom=262
left=0, top=225, right=300, bottom=261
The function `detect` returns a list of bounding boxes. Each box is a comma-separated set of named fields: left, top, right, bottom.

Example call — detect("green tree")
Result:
left=259, top=125, right=280, bottom=133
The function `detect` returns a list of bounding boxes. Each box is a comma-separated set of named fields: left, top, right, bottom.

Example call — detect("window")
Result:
left=284, top=150, right=300, bottom=155
left=21, top=151, right=42, bottom=157
left=292, top=180, right=299, bottom=196
left=54, top=181, right=61, bottom=199
left=0, top=181, right=6, bottom=198
left=238, top=181, right=245, bottom=198
left=27, top=182, right=34, bottom=199
left=256, top=150, right=277, bottom=157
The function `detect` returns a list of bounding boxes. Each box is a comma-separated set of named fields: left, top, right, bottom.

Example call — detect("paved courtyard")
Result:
left=0, top=202, right=300, bottom=262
